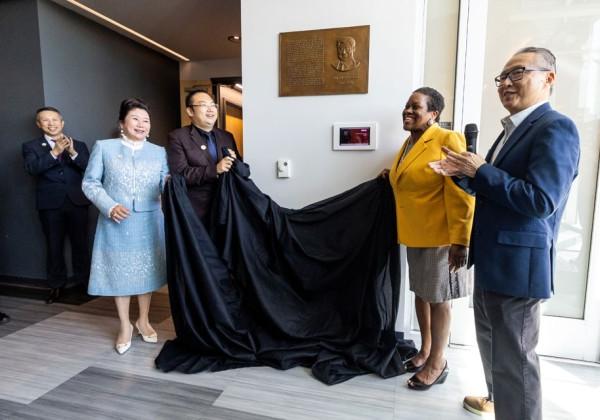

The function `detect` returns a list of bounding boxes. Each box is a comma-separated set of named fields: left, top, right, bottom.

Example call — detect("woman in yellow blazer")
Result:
left=383, top=87, right=474, bottom=390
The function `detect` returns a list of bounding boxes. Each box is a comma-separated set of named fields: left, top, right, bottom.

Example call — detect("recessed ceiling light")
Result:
left=62, top=0, right=190, bottom=61
left=228, top=35, right=241, bottom=43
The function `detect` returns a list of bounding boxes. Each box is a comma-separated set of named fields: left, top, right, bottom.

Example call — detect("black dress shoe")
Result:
left=407, top=361, right=449, bottom=391
left=404, top=358, right=425, bottom=373
left=0, top=312, right=10, bottom=324
left=45, top=288, right=61, bottom=304
left=45, top=289, right=55, bottom=304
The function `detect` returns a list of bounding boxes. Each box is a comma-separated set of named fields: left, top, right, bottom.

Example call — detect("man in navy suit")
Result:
left=22, top=107, right=91, bottom=304
left=431, top=47, right=580, bottom=419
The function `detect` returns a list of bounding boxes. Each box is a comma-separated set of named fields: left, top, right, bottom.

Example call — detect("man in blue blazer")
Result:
left=432, top=47, right=580, bottom=419
left=22, top=107, right=91, bottom=303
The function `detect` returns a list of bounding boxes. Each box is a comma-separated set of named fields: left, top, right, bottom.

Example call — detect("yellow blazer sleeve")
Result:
left=443, top=132, right=475, bottom=245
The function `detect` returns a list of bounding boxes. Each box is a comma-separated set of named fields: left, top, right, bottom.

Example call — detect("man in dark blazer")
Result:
left=167, top=89, right=239, bottom=223
left=22, top=107, right=91, bottom=304
left=432, top=47, right=580, bottom=419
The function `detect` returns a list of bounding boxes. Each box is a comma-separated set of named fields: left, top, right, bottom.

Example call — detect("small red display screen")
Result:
left=339, top=127, right=371, bottom=145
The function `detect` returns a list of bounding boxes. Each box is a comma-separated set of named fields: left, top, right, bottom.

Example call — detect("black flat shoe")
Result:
left=407, top=361, right=449, bottom=391
left=404, top=359, right=425, bottom=373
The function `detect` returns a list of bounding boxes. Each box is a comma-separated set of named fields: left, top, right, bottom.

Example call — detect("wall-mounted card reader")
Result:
left=277, top=159, right=292, bottom=178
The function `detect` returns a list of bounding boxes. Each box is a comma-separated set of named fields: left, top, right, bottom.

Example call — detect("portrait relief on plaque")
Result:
left=331, top=36, right=360, bottom=72
left=279, top=25, right=369, bottom=96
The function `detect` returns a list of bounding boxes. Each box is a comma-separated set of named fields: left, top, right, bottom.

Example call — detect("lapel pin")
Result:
left=201, top=145, right=207, bottom=150
left=42, top=143, right=47, bottom=147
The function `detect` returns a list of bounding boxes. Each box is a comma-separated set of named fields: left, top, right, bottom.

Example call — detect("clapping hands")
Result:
left=51, top=135, right=77, bottom=157
left=429, top=146, right=486, bottom=178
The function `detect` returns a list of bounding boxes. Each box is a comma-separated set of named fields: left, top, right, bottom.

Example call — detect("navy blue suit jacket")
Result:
left=460, top=103, right=580, bottom=299
left=22, top=137, right=90, bottom=210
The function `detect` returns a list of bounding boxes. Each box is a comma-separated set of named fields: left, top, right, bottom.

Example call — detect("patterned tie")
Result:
left=207, top=132, right=218, bottom=162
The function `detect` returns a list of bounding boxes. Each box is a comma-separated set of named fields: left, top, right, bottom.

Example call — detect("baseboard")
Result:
left=0, top=276, right=94, bottom=305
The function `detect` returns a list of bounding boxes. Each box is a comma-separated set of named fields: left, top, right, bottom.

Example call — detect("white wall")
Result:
left=241, top=0, right=425, bottom=208
left=180, top=57, right=242, bottom=80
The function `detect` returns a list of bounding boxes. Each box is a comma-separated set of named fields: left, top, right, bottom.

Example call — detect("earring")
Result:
left=427, top=119, right=434, bottom=126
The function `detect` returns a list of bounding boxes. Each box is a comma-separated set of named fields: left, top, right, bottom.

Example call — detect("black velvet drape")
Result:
left=155, top=160, right=416, bottom=385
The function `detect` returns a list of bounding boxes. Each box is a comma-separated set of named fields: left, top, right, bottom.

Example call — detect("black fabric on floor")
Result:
left=155, top=160, right=416, bottom=385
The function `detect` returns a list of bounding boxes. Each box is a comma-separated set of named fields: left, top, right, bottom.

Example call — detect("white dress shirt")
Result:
left=490, top=101, right=548, bottom=164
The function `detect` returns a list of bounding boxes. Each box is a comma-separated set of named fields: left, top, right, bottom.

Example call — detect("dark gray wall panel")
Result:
left=0, top=0, right=179, bottom=281
left=37, top=0, right=179, bottom=145
left=0, top=0, right=47, bottom=278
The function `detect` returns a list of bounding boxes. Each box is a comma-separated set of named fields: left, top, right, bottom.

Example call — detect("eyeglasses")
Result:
left=190, top=102, right=218, bottom=110
left=494, top=66, right=551, bottom=87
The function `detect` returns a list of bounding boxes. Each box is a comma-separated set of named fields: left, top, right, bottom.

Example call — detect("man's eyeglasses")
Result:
left=190, top=103, right=218, bottom=110
left=494, top=66, right=551, bottom=87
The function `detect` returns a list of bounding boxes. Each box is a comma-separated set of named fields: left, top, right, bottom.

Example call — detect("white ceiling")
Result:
left=53, top=0, right=241, bottom=62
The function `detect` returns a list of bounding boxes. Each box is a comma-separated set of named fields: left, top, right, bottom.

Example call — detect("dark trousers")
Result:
left=474, top=286, right=542, bottom=420
left=38, top=198, right=90, bottom=288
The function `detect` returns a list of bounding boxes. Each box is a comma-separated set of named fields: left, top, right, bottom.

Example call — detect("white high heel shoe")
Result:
left=135, top=321, right=158, bottom=343
left=115, top=324, right=133, bottom=355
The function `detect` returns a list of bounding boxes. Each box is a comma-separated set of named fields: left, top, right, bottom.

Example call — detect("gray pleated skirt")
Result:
left=406, top=246, right=471, bottom=303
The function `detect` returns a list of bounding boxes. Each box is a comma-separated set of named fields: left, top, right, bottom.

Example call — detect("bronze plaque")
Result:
left=279, top=25, right=369, bottom=96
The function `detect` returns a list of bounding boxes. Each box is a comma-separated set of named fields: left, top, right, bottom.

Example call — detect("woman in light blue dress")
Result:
left=83, top=98, right=169, bottom=354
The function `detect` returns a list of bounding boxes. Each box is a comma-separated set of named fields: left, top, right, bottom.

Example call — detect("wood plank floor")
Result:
left=0, top=292, right=597, bottom=419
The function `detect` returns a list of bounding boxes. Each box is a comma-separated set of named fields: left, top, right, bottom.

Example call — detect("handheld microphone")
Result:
left=221, top=146, right=233, bottom=158
left=464, top=123, right=478, bottom=154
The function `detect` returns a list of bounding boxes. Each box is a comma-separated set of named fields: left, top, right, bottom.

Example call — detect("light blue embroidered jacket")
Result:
left=82, top=139, right=169, bottom=217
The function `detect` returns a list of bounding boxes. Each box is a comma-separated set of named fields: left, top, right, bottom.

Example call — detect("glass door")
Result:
left=450, top=0, right=600, bottom=361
